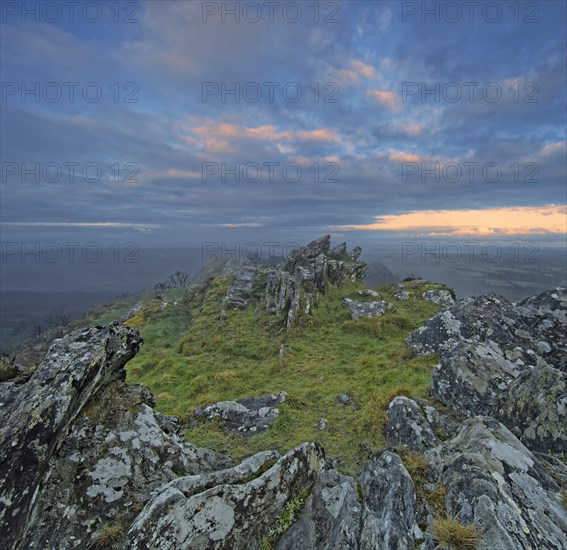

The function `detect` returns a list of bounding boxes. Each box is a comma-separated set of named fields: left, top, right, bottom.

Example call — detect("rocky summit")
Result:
left=1, top=237, right=566, bottom=549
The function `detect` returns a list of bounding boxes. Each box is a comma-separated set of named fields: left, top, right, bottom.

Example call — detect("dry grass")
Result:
left=432, top=516, right=481, bottom=550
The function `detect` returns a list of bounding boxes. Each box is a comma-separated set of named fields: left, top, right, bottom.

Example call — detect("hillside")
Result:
left=1, top=237, right=566, bottom=549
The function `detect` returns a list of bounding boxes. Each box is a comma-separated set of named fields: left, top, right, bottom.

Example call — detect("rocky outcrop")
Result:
left=394, top=284, right=410, bottom=301
left=264, top=236, right=368, bottom=328
left=277, top=451, right=420, bottom=550
left=342, top=298, right=391, bottom=320
left=422, top=289, right=455, bottom=307
left=385, top=396, right=442, bottom=452
left=192, top=391, right=287, bottom=436
left=0, top=324, right=233, bottom=549
left=425, top=416, right=567, bottom=550
left=126, top=443, right=326, bottom=549
left=223, top=263, right=257, bottom=311
left=408, top=286, right=567, bottom=452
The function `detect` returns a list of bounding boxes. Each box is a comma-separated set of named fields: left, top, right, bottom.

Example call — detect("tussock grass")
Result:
left=432, top=516, right=481, bottom=550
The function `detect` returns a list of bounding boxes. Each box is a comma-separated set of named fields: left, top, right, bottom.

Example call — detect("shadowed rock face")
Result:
left=0, top=324, right=142, bottom=546
left=0, top=324, right=232, bottom=549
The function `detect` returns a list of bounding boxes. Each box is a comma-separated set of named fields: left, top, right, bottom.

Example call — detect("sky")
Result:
left=1, top=0, right=566, bottom=251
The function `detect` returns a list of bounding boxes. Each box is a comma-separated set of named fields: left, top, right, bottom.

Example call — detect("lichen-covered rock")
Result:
left=342, top=298, right=391, bottom=320
left=357, top=289, right=381, bottom=298
left=276, top=469, right=363, bottom=550
left=0, top=323, right=232, bottom=549
left=408, top=286, right=567, bottom=452
left=497, top=362, right=567, bottom=452
left=358, top=451, right=421, bottom=549
left=422, top=289, right=455, bottom=307
left=385, top=396, right=441, bottom=452
left=223, top=263, right=257, bottom=310
left=394, top=284, right=410, bottom=301
left=430, top=336, right=567, bottom=452
left=408, top=287, right=566, bottom=372
left=278, top=451, right=420, bottom=550
left=425, top=417, right=567, bottom=550
left=125, top=443, right=327, bottom=549
left=0, top=324, right=141, bottom=547
left=265, top=236, right=367, bottom=328
left=192, top=391, right=287, bottom=436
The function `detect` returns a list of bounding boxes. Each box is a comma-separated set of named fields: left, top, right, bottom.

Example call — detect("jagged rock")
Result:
left=328, top=242, right=347, bottom=258
left=497, top=362, right=567, bottom=452
left=223, top=263, right=257, bottom=310
left=394, top=284, right=410, bottom=301
left=343, top=298, right=391, bottom=320
left=193, top=391, right=288, bottom=436
left=357, top=289, right=380, bottom=298
left=415, top=398, right=461, bottom=440
left=350, top=246, right=362, bottom=261
left=125, top=443, right=327, bottom=549
left=0, top=323, right=233, bottom=549
left=264, top=236, right=367, bottom=328
left=407, top=288, right=567, bottom=372
left=154, top=271, right=192, bottom=291
left=385, top=396, right=441, bottom=452
left=278, top=451, right=420, bottom=550
left=283, top=235, right=331, bottom=273
left=422, top=289, right=455, bottom=307
left=276, top=469, right=363, bottom=549
left=358, top=452, right=420, bottom=549
left=411, top=290, right=567, bottom=453
left=425, top=417, right=567, bottom=550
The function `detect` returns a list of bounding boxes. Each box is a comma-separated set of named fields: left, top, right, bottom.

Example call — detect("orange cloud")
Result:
left=388, top=151, right=422, bottom=163
left=350, top=59, right=375, bottom=78
left=189, top=120, right=337, bottom=144
left=367, top=90, right=400, bottom=111
left=337, top=205, right=567, bottom=236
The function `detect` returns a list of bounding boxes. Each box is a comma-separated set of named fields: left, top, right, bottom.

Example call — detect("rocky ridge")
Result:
left=0, top=238, right=566, bottom=549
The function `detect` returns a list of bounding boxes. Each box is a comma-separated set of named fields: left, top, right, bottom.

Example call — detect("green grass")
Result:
left=115, top=276, right=445, bottom=475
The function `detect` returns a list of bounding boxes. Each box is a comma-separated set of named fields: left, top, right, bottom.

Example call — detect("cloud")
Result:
left=367, top=90, right=401, bottom=111
left=336, top=205, right=567, bottom=236
left=387, top=150, right=423, bottom=163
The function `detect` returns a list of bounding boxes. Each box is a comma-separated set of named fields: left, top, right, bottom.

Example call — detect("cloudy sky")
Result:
left=1, top=0, right=566, bottom=249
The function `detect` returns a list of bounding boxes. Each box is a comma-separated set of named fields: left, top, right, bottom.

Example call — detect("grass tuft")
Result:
left=432, top=516, right=481, bottom=550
